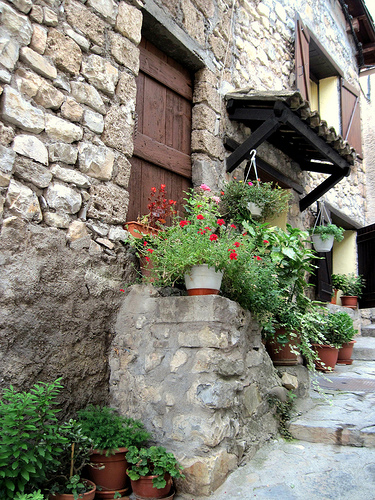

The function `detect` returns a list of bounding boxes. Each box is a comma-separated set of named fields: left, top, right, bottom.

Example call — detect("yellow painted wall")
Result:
left=332, top=230, right=357, bottom=303
left=310, top=80, right=319, bottom=112
left=319, top=77, right=340, bottom=133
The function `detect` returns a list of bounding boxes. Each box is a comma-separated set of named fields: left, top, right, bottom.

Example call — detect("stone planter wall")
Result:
left=110, top=285, right=293, bottom=495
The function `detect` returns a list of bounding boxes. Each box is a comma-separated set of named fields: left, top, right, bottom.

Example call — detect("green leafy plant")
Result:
left=268, top=391, right=296, bottom=440
left=0, top=379, right=67, bottom=499
left=15, top=492, right=45, bottom=500
left=126, top=446, right=184, bottom=489
left=220, top=179, right=291, bottom=225
left=310, top=224, right=344, bottom=242
left=331, top=273, right=365, bottom=297
left=46, top=419, right=94, bottom=500
left=77, top=405, right=151, bottom=454
left=325, top=311, right=357, bottom=346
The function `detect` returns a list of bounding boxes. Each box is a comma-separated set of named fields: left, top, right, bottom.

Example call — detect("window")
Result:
left=295, top=18, right=362, bottom=157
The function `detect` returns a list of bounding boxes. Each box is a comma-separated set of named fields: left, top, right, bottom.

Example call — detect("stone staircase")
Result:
left=289, top=317, right=375, bottom=447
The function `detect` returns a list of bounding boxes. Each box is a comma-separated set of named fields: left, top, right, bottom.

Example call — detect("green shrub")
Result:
left=77, top=405, right=151, bottom=454
left=331, top=273, right=365, bottom=297
left=310, top=224, right=344, bottom=242
left=0, top=379, right=66, bottom=498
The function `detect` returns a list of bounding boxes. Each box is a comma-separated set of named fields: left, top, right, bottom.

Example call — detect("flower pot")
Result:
left=311, top=234, right=334, bottom=252
left=265, top=332, right=303, bottom=366
left=337, top=340, right=356, bottom=365
left=129, top=473, right=172, bottom=499
left=49, top=480, right=96, bottom=500
left=312, top=344, right=339, bottom=372
left=125, top=221, right=159, bottom=239
left=330, top=289, right=338, bottom=304
left=247, top=202, right=262, bottom=218
left=340, top=295, right=358, bottom=309
left=85, top=448, right=129, bottom=496
left=184, top=264, right=223, bottom=296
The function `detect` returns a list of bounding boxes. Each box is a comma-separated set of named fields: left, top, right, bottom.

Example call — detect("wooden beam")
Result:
left=227, top=108, right=275, bottom=121
left=299, top=170, right=349, bottom=212
left=225, top=117, right=282, bottom=172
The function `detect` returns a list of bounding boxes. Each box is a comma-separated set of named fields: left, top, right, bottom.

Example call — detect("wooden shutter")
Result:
left=341, top=79, right=362, bottom=158
left=295, top=18, right=311, bottom=103
left=127, top=39, right=193, bottom=222
left=357, top=224, right=375, bottom=308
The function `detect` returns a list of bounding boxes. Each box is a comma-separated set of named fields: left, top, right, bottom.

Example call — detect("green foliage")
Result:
left=45, top=419, right=94, bottom=498
left=126, top=446, right=184, bottom=489
left=325, top=311, right=357, bottom=346
left=0, top=379, right=67, bottom=499
left=310, top=224, right=344, bottom=242
left=331, top=273, right=365, bottom=297
left=15, top=491, right=45, bottom=500
left=268, top=391, right=296, bottom=440
left=220, top=179, right=291, bottom=225
left=77, top=405, right=150, bottom=453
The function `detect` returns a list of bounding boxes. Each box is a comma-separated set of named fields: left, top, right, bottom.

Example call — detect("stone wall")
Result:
left=110, top=285, right=293, bottom=496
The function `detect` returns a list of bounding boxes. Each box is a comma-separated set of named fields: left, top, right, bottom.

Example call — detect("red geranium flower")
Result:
left=229, top=251, right=237, bottom=260
left=263, top=239, right=269, bottom=244
left=147, top=248, right=154, bottom=253
left=256, top=256, right=262, bottom=261
left=151, top=187, right=156, bottom=193
left=145, top=256, right=150, bottom=262
left=197, top=214, right=204, bottom=220
left=209, top=234, right=218, bottom=241
left=143, top=241, right=148, bottom=246
left=217, top=219, right=225, bottom=226
left=180, top=220, right=189, bottom=227
left=234, top=242, right=240, bottom=247
left=204, top=226, right=212, bottom=231
left=230, top=224, right=237, bottom=228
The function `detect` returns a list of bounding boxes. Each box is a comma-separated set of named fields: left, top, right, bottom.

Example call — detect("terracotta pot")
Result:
left=129, top=473, right=172, bottom=499
left=337, top=340, right=356, bottom=365
left=312, top=344, right=339, bottom=371
left=340, top=295, right=358, bottom=309
left=265, top=330, right=302, bottom=366
left=330, top=289, right=338, bottom=304
left=311, top=234, right=334, bottom=253
left=125, top=221, right=160, bottom=239
left=85, top=448, right=129, bottom=496
left=184, top=264, right=223, bottom=296
left=49, top=480, right=96, bottom=500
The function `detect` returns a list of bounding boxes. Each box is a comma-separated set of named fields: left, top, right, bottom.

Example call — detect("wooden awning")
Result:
left=225, top=90, right=356, bottom=212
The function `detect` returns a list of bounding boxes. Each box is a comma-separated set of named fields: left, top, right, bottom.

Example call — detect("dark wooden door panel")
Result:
left=358, top=223, right=375, bottom=308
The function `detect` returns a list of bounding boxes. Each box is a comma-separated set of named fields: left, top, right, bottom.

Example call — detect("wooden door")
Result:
left=127, top=39, right=193, bottom=222
left=358, top=223, right=375, bottom=308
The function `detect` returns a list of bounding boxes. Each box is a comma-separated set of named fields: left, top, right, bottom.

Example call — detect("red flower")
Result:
left=229, top=252, right=237, bottom=260
left=197, top=214, right=204, bottom=220
left=221, top=191, right=225, bottom=196
left=230, top=224, right=237, bottom=228
left=204, top=226, right=212, bottom=231
left=263, top=239, right=269, bottom=244
left=143, top=241, right=148, bottom=246
left=210, top=234, right=218, bottom=241
left=256, top=256, right=262, bottom=261
left=234, top=242, right=240, bottom=247
left=242, top=232, right=248, bottom=236
left=217, top=219, right=225, bottom=226
left=169, top=199, right=176, bottom=205
left=198, top=230, right=206, bottom=235
left=180, top=220, right=189, bottom=227
left=147, top=248, right=154, bottom=253
left=120, top=289, right=125, bottom=292
left=145, top=257, right=150, bottom=262
left=161, top=184, right=166, bottom=189
left=151, top=187, right=156, bottom=193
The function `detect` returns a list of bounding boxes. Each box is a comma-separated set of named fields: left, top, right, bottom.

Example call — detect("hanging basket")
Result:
left=311, top=234, right=334, bottom=252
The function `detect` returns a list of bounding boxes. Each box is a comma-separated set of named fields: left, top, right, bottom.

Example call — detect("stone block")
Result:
left=0, top=1, right=33, bottom=45
left=65, top=26, right=91, bottom=52
left=43, top=6, right=58, bottom=26
left=87, top=0, right=118, bottom=25
left=51, top=164, right=91, bottom=188
left=181, top=0, right=205, bottom=45
left=115, top=71, right=137, bottom=105
left=243, top=383, right=262, bottom=416
left=48, top=143, right=78, bottom=164
left=0, top=68, right=11, bottom=84
left=20, top=47, right=57, bottom=80
left=193, top=68, right=220, bottom=112
left=0, top=28, right=19, bottom=71
left=192, top=103, right=218, bottom=130
left=70, top=81, right=106, bottom=114
left=0, top=144, right=16, bottom=173
left=109, top=32, right=139, bottom=75
left=65, top=0, right=106, bottom=46
left=83, top=109, right=104, bottom=134
left=0, top=171, right=10, bottom=187
left=101, top=104, right=134, bottom=155
left=46, top=28, right=82, bottom=75
left=5, top=178, right=42, bottom=222
left=0, top=86, right=45, bottom=133
left=34, top=80, right=65, bottom=109
left=113, top=154, right=131, bottom=188
left=14, top=68, right=43, bottom=98
left=45, top=181, right=82, bottom=214
left=194, top=380, right=238, bottom=409
left=81, top=54, right=119, bottom=95
left=115, top=2, right=142, bottom=45
left=44, top=211, right=70, bottom=228
left=67, top=220, right=88, bottom=242
left=30, top=24, right=47, bottom=54
left=13, top=135, right=49, bottom=166
left=7, top=0, right=33, bottom=14
left=78, top=142, right=114, bottom=181
left=108, top=225, right=127, bottom=242
left=29, top=4, right=43, bottom=23
left=191, top=129, right=224, bottom=159
left=87, top=183, right=129, bottom=224
left=0, top=122, right=15, bottom=147
left=281, top=372, right=299, bottom=390
left=45, top=115, right=83, bottom=143
left=61, top=97, right=84, bottom=122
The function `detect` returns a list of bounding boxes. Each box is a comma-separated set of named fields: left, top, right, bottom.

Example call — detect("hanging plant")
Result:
left=310, top=202, right=344, bottom=252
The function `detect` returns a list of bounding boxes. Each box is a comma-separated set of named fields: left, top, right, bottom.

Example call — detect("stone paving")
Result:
left=174, top=337, right=375, bottom=500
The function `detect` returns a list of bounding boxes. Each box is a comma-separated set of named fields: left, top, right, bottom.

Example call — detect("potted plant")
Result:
left=327, top=311, right=358, bottom=365
left=125, top=184, right=177, bottom=239
left=77, top=405, right=151, bottom=499
left=126, top=446, right=184, bottom=499
left=46, top=420, right=96, bottom=500
left=310, top=223, right=344, bottom=252
left=137, top=186, right=249, bottom=295
left=220, top=178, right=291, bottom=225
left=331, top=273, right=365, bottom=308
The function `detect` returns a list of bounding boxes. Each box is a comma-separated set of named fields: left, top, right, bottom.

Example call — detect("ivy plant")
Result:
left=0, top=379, right=66, bottom=499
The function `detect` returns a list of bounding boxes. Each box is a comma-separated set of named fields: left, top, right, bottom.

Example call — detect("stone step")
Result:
left=289, top=361, right=375, bottom=448
left=352, top=336, right=375, bottom=360
left=361, top=324, right=375, bottom=337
